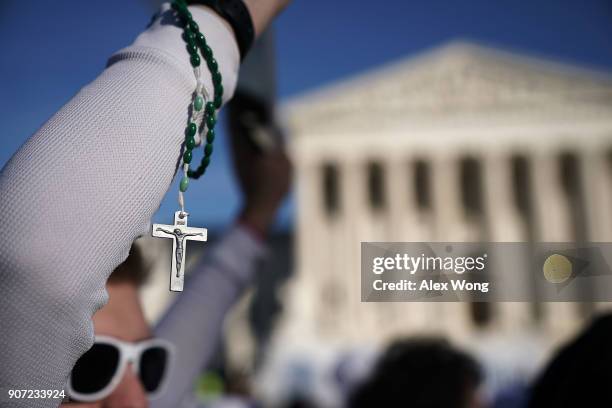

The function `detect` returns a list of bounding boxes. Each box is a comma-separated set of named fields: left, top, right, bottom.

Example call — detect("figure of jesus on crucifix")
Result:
left=154, top=227, right=203, bottom=277
left=152, top=211, right=207, bottom=291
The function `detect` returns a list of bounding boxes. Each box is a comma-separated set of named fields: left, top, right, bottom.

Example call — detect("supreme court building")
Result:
left=272, top=42, right=612, bottom=367
left=140, top=42, right=612, bottom=403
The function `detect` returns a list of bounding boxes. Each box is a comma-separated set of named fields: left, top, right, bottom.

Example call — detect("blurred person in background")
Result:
left=527, top=313, right=612, bottom=408
left=0, top=0, right=290, bottom=402
left=348, top=338, right=485, bottom=408
left=63, top=116, right=291, bottom=407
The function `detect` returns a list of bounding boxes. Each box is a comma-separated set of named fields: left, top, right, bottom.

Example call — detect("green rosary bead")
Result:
left=206, top=113, right=216, bottom=128
left=187, top=42, right=197, bottom=55
left=214, top=95, right=222, bottom=109
left=206, top=129, right=215, bottom=143
left=183, top=30, right=195, bottom=43
left=201, top=157, right=210, bottom=168
left=204, top=144, right=213, bottom=157
left=202, top=45, right=213, bottom=59
left=205, top=102, right=215, bottom=115
left=177, top=8, right=192, bottom=21
left=183, top=149, right=193, bottom=164
left=212, top=71, right=222, bottom=86
left=186, top=135, right=196, bottom=149
left=191, top=167, right=202, bottom=178
left=190, top=53, right=200, bottom=67
left=207, top=58, right=218, bottom=72
left=179, top=14, right=191, bottom=26
left=196, top=32, right=206, bottom=48
left=188, top=20, right=199, bottom=32
left=185, top=37, right=195, bottom=50
left=179, top=176, right=189, bottom=192
left=215, top=84, right=224, bottom=98
left=187, top=122, right=197, bottom=137
left=194, top=95, right=204, bottom=111
left=172, top=1, right=187, bottom=14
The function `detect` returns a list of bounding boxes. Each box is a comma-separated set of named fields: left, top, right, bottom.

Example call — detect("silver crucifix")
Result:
left=152, top=211, right=207, bottom=292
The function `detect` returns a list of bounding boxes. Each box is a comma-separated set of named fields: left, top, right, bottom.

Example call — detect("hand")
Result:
left=230, top=126, right=291, bottom=235
left=242, top=0, right=292, bottom=37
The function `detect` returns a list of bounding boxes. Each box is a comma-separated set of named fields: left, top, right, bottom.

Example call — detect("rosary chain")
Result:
left=171, top=0, right=224, bottom=193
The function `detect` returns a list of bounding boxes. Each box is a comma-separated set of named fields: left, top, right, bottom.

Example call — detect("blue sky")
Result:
left=1, top=0, right=611, bottom=229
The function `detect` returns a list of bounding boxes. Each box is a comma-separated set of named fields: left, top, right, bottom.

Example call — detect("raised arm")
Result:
left=0, top=2, right=287, bottom=406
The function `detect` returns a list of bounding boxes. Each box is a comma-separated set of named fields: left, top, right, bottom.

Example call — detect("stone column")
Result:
left=280, top=158, right=320, bottom=342
left=530, top=152, right=578, bottom=340
left=431, top=154, right=472, bottom=341
left=579, top=149, right=612, bottom=311
left=482, top=153, right=531, bottom=331
left=342, top=157, right=382, bottom=342
left=580, top=149, right=612, bottom=241
left=389, top=156, right=434, bottom=332
left=312, top=156, right=352, bottom=340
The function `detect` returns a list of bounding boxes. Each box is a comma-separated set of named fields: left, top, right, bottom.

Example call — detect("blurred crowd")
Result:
left=199, top=313, right=612, bottom=408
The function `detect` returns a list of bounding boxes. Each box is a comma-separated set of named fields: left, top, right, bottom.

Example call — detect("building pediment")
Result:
left=284, top=42, right=612, bottom=135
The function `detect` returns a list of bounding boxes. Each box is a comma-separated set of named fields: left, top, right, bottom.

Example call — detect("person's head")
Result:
left=348, top=337, right=484, bottom=408
left=528, top=313, right=612, bottom=408
left=64, top=243, right=171, bottom=408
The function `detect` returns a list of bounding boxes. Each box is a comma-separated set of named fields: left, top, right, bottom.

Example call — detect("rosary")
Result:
left=152, top=0, right=223, bottom=292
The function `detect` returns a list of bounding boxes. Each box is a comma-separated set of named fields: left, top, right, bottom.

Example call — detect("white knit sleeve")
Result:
left=0, top=4, right=239, bottom=407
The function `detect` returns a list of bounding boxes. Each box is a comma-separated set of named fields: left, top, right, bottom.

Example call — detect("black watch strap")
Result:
left=186, top=0, right=255, bottom=60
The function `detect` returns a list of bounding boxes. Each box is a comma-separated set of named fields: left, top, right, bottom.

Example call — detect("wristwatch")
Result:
left=186, top=0, right=255, bottom=60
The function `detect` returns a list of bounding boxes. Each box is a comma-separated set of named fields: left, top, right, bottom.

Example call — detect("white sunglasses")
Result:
left=68, top=335, right=174, bottom=402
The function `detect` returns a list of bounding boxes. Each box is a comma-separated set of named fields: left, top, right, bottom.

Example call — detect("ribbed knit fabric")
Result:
left=0, top=4, right=239, bottom=407
left=153, top=225, right=266, bottom=408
